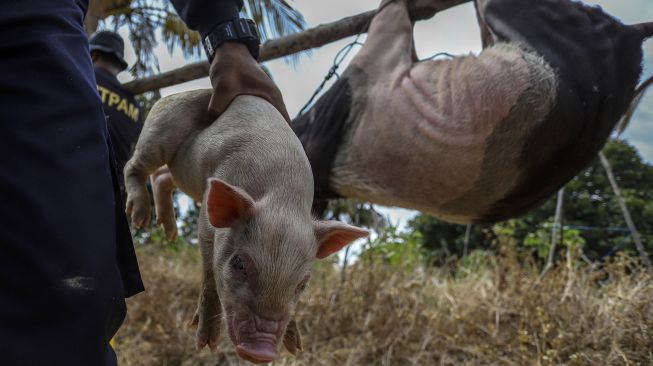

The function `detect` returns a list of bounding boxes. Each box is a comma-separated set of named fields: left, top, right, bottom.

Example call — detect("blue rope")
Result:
left=541, top=223, right=632, bottom=233
left=601, top=233, right=633, bottom=260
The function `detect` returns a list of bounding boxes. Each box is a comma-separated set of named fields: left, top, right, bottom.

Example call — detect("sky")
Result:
left=117, top=0, right=653, bottom=229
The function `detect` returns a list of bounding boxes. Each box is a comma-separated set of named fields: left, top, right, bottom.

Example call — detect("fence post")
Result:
left=540, top=187, right=565, bottom=277
left=599, top=151, right=650, bottom=267
left=463, top=224, right=472, bottom=257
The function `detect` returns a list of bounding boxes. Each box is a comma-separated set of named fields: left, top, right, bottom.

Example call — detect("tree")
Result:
left=87, top=0, right=307, bottom=76
left=407, top=215, right=496, bottom=264
left=408, top=139, right=653, bottom=263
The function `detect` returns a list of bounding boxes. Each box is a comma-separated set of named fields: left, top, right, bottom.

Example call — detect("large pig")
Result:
left=124, top=92, right=368, bottom=363
left=293, top=0, right=653, bottom=222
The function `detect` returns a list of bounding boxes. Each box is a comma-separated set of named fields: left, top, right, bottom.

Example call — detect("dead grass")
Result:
left=115, top=245, right=653, bottom=366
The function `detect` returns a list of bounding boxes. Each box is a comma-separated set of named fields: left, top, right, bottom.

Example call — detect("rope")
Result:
left=540, top=223, right=635, bottom=233
left=297, top=36, right=457, bottom=117
left=601, top=233, right=632, bottom=260
left=425, top=51, right=455, bottom=60
left=297, top=36, right=363, bottom=117
left=296, top=0, right=403, bottom=117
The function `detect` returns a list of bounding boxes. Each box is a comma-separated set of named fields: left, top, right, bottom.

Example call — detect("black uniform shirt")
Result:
left=94, top=67, right=143, bottom=193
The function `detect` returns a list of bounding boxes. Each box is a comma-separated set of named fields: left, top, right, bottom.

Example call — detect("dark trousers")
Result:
left=0, top=1, right=142, bottom=364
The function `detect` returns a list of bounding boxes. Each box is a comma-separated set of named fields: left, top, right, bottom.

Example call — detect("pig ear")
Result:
left=283, top=319, right=302, bottom=355
left=314, top=221, right=369, bottom=259
left=206, top=178, right=256, bottom=228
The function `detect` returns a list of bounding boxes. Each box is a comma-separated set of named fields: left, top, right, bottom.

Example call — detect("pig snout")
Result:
left=236, top=340, right=279, bottom=364
left=227, top=306, right=288, bottom=363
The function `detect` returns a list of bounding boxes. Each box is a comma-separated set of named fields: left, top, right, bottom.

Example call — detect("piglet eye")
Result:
left=228, top=254, right=256, bottom=284
left=230, top=255, right=245, bottom=271
left=296, top=276, right=310, bottom=294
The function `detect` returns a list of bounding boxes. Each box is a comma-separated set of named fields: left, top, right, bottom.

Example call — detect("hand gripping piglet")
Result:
left=124, top=93, right=369, bottom=363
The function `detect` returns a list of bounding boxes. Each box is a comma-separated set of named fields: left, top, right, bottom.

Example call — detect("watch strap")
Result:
left=203, top=19, right=260, bottom=62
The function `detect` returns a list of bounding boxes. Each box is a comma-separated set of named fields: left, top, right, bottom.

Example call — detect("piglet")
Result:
left=124, top=91, right=368, bottom=363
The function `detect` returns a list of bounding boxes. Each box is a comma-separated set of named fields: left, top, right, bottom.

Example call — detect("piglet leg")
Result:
left=124, top=89, right=212, bottom=228
left=124, top=157, right=153, bottom=229
left=190, top=207, right=222, bottom=351
left=191, top=269, right=222, bottom=351
left=474, top=0, right=496, bottom=48
left=351, top=0, right=414, bottom=75
left=150, top=165, right=178, bottom=240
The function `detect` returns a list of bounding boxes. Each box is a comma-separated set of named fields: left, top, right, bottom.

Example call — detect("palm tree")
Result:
left=86, top=0, right=306, bottom=76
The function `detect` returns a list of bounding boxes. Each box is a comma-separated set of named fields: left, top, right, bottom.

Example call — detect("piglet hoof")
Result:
left=156, top=216, right=178, bottom=241
left=126, top=196, right=151, bottom=229
left=194, top=307, right=221, bottom=352
left=189, top=311, right=199, bottom=327
left=132, top=209, right=151, bottom=229
left=166, top=227, right=178, bottom=242
left=283, top=319, right=303, bottom=356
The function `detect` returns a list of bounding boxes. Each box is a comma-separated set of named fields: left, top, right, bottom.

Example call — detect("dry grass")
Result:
left=116, top=245, right=653, bottom=366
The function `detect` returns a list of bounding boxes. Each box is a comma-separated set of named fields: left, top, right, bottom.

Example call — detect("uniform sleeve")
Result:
left=171, top=0, right=244, bottom=38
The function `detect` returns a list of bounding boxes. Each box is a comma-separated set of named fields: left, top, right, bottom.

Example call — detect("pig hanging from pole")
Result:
left=293, top=0, right=653, bottom=223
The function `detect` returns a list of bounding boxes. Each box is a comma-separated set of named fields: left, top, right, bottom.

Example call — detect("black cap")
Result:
left=89, top=30, right=129, bottom=71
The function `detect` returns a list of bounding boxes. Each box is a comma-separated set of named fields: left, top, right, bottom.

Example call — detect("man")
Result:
left=0, top=1, right=288, bottom=365
left=90, top=30, right=143, bottom=199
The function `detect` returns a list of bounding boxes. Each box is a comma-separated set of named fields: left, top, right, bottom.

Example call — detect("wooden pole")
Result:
left=599, top=151, right=651, bottom=267
left=540, top=188, right=565, bottom=278
left=550, top=189, right=565, bottom=266
left=123, top=0, right=471, bottom=94
left=560, top=231, right=575, bottom=302
left=85, top=0, right=102, bottom=34
left=463, top=224, right=472, bottom=257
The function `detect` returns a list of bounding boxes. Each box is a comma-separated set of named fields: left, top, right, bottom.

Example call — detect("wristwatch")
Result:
left=203, top=18, right=261, bottom=62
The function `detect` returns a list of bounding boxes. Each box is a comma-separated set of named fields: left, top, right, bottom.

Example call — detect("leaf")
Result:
left=243, top=0, right=309, bottom=63
left=161, top=13, right=202, bottom=57
left=103, top=0, right=309, bottom=76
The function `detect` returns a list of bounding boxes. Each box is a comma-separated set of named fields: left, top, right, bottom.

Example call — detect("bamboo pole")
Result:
left=543, top=188, right=565, bottom=275
left=463, top=224, right=472, bottom=257
left=599, top=151, right=651, bottom=267
left=560, top=233, right=575, bottom=302
left=123, top=0, right=471, bottom=94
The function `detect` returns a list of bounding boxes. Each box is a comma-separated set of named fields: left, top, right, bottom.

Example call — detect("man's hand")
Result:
left=208, top=42, right=290, bottom=122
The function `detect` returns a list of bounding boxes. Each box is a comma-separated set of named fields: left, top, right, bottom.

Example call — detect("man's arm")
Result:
left=170, top=0, right=290, bottom=122
left=170, top=0, right=243, bottom=39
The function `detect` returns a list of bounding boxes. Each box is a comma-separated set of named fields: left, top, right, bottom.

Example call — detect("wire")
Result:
left=540, top=223, right=636, bottom=233
left=296, top=37, right=363, bottom=116
left=425, top=52, right=455, bottom=60
left=295, top=0, right=405, bottom=117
